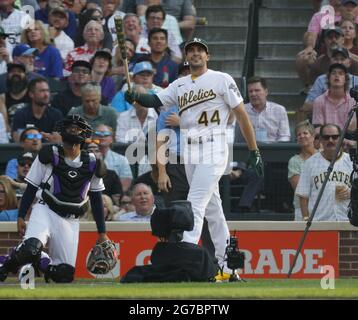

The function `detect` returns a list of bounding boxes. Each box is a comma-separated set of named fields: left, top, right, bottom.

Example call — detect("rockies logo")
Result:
left=68, top=171, right=78, bottom=178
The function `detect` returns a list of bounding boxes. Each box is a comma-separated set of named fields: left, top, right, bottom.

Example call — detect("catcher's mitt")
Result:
left=86, top=240, right=117, bottom=274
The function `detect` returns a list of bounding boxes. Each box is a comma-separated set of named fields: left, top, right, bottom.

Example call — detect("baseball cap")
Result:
left=133, top=61, right=154, bottom=75
left=49, top=6, right=69, bottom=18
left=328, top=62, right=348, bottom=74
left=17, top=151, right=35, bottom=163
left=71, top=60, right=92, bottom=72
left=184, top=38, right=209, bottom=54
left=12, top=44, right=39, bottom=58
left=7, top=63, right=26, bottom=73
left=324, top=27, right=344, bottom=38
left=341, top=0, right=358, bottom=6
left=331, top=46, right=349, bottom=58
left=93, top=49, right=112, bottom=61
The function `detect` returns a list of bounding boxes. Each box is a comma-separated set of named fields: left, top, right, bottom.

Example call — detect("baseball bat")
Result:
left=114, top=15, right=131, bottom=92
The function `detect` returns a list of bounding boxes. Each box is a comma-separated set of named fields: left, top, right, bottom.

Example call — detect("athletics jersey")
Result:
left=296, top=152, right=352, bottom=221
left=157, top=69, right=243, bottom=139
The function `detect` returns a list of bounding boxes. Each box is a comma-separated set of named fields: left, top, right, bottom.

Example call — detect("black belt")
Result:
left=187, top=135, right=214, bottom=144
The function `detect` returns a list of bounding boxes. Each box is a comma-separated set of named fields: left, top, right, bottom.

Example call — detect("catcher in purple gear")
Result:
left=0, top=115, right=114, bottom=283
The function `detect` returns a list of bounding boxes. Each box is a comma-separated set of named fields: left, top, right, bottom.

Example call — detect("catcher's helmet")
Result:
left=56, top=114, right=92, bottom=144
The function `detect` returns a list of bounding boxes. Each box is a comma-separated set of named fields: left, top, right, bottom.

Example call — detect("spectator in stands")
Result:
left=0, top=27, right=11, bottom=75
left=47, top=6, right=75, bottom=61
left=288, top=120, right=318, bottom=221
left=121, top=0, right=147, bottom=17
left=0, top=63, right=30, bottom=132
left=312, top=63, right=357, bottom=132
left=68, top=82, right=118, bottom=130
left=111, top=38, right=137, bottom=91
left=111, top=61, right=162, bottom=113
left=82, top=194, right=116, bottom=221
left=160, top=0, right=196, bottom=41
left=6, top=151, right=34, bottom=200
left=234, top=76, right=291, bottom=143
left=117, top=183, right=155, bottom=221
left=64, top=20, right=105, bottom=76
left=112, top=192, right=135, bottom=220
left=123, top=13, right=143, bottom=52
left=90, top=49, right=116, bottom=103
left=104, top=0, right=126, bottom=43
left=52, top=60, right=92, bottom=116
left=11, top=78, right=63, bottom=143
left=84, top=139, right=123, bottom=206
left=35, top=0, right=77, bottom=39
left=138, top=4, right=182, bottom=62
left=0, top=0, right=27, bottom=51
left=301, top=46, right=358, bottom=113
left=93, top=124, right=133, bottom=193
left=11, top=44, right=40, bottom=78
left=340, top=18, right=358, bottom=57
left=228, top=161, right=264, bottom=214
left=5, top=126, right=42, bottom=179
left=21, top=20, right=63, bottom=79
left=0, top=175, right=18, bottom=221
left=341, top=0, right=358, bottom=15
left=144, top=0, right=183, bottom=46
left=308, top=29, right=358, bottom=84
left=75, top=8, right=113, bottom=50
left=296, top=123, right=352, bottom=221
left=139, top=28, right=178, bottom=88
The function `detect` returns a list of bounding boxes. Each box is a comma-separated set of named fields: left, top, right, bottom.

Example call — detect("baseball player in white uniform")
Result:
left=0, top=115, right=111, bottom=283
left=125, top=38, right=264, bottom=280
left=296, top=123, right=352, bottom=221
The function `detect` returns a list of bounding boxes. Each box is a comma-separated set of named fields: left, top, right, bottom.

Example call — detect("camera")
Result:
left=225, top=235, right=245, bottom=271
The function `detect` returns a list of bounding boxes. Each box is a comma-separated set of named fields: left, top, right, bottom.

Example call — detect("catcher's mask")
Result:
left=151, top=200, right=194, bottom=242
left=86, top=240, right=117, bottom=275
left=56, top=114, right=92, bottom=145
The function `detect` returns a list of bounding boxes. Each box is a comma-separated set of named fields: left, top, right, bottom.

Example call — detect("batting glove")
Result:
left=248, top=150, right=264, bottom=177
left=124, top=90, right=138, bottom=104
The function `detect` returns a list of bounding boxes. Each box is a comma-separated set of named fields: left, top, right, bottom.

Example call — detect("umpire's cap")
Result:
left=184, top=38, right=209, bottom=54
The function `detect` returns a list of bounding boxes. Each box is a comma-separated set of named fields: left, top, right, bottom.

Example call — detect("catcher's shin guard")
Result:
left=1, top=238, right=43, bottom=276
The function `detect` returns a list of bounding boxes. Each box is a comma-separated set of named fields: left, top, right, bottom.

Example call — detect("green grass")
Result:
left=1, top=279, right=358, bottom=299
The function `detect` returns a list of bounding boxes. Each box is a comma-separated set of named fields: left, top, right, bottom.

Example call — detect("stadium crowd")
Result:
left=0, top=0, right=356, bottom=223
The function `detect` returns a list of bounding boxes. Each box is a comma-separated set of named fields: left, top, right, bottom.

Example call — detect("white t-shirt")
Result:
left=26, top=151, right=105, bottom=201
left=296, top=152, right=352, bottom=221
left=157, top=69, right=243, bottom=139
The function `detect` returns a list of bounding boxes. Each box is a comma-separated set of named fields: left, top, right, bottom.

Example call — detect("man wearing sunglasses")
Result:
left=296, top=123, right=353, bottom=221
left=5, top=126, right=42, bottom=179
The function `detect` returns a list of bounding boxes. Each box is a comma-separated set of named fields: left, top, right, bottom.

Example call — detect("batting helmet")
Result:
left=56, top=114, right=92, bottom=145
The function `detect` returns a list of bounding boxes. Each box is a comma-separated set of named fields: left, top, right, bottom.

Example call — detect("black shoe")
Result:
left=0, top=265, right=8, bottom=282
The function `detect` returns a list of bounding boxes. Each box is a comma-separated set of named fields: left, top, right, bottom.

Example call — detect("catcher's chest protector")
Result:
left=39, top=145, right=97, bottom=217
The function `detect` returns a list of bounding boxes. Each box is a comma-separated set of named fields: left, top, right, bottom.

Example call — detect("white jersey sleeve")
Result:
left=25, top=156, right=50, bottom=188
left=157, top=79, right=179, bottom=108
left=221, top=73, right=244, bottom=109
